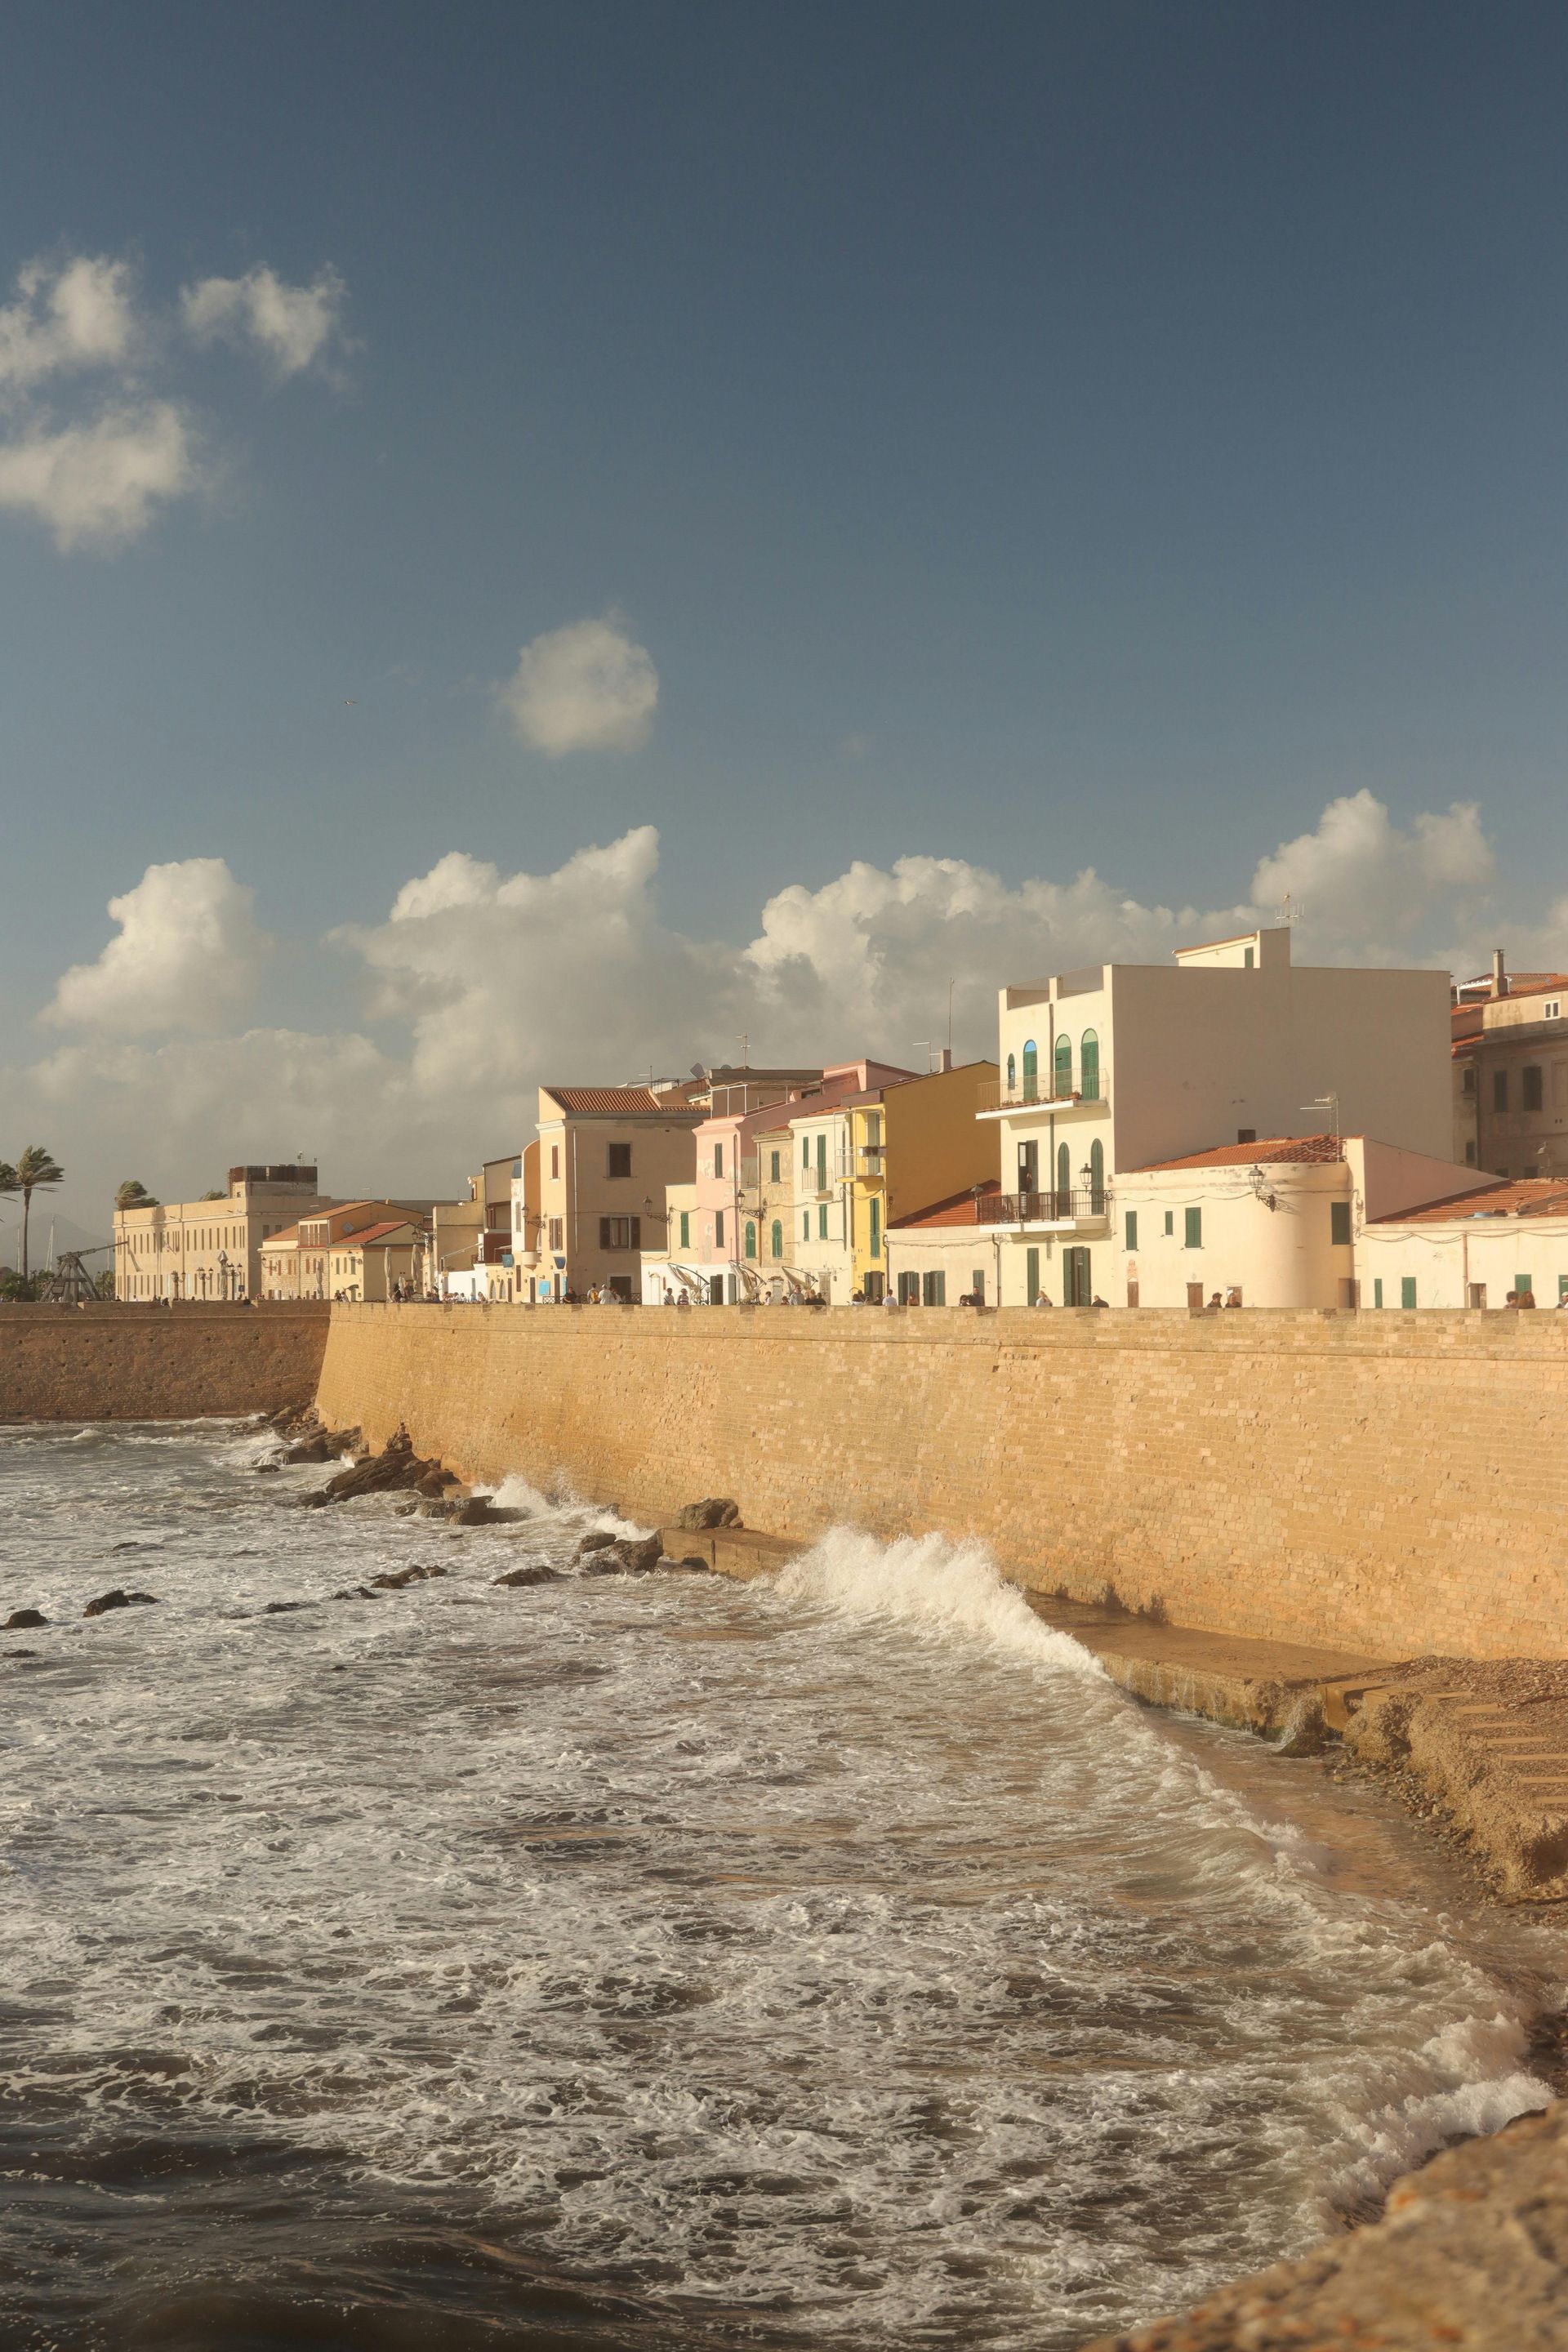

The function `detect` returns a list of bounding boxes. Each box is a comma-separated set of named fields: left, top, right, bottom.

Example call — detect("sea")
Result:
left=1, top=1419, right=1562, bottom=2352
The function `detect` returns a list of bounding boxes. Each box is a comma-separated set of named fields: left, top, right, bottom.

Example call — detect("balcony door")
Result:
left=1018, top=1140, right=1039, bottom=1195
left=1063, top=1245, right=1091, bottom=1307
left=1056, top=1141, right=1071, bottom=1212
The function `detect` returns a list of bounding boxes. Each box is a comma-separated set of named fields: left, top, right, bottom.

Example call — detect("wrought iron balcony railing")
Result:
left=974, top=1188, right=1111, bottom=1226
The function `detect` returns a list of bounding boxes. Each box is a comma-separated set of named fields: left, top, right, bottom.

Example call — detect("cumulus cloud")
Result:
left=497, top=614, right=659, bottom=755
left=11, top=791, right=1522, bottom=1221
left=0, top=247, right=347, bottom=553
left=0, top=255, right=138, bottom=391
left=180, top=264, right=350, bottom=380
left=0, top=400, right=199, bottom=551
left=44, top=858, right=272, bottom=1034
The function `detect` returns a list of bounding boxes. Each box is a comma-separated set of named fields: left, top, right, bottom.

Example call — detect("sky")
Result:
left=2, top=0, right=1567, bottom=1233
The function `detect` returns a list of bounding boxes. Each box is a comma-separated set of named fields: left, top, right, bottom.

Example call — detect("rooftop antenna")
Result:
left=1276, top=893, right=1304, bottom=928
left=947, top=977, right=956, bottom=1056
left=735, top=1034, right=750, bottom=1068
left=1301, top=1093, right=1340, bottom=1143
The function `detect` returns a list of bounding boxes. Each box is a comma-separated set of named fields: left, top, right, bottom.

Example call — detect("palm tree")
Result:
left=116, top=1178, right=159, bottom=1211
left=0, top=1162, right=16, bottom=1277
left=15, top=1146, right=64, bottom=1283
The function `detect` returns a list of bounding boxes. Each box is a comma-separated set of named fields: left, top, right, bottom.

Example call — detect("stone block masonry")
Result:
left=0, top=1304, right=331, bottom=1423
left=314, top=1303, right=1568, bottom=1664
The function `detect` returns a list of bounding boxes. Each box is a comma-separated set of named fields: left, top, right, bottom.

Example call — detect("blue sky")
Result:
left=2, top=0, right=1566, bottom=1224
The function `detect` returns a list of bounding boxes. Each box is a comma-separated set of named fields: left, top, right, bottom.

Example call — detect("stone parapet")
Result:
left=0, top=1303, right=331, bottom=1423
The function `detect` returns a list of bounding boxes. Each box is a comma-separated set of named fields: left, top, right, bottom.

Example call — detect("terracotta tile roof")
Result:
left=1137, top=1134, right=1344, bottom=1173
left=891, top=1179, right=1001, bottom=1230
left=1374, top=1178, right=1568, bottom=1225
left=337, top=1221, right=411, bottom=1247
left=544, top=1086, right=702, bottom=1115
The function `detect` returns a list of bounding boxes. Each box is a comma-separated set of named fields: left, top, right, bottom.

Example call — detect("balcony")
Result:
left=976, top=1071, right=1110, bottom=1118
left=975, top=1188, right=1111, bottom=1231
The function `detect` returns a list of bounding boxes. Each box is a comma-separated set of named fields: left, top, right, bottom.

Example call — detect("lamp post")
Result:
left=217, top=1249, right=230, bottom=1302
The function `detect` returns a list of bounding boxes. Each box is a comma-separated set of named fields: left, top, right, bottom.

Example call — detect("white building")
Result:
left=1358, top=1176, right=1568, bottom=1310
left=980, top=925, right=1457, bottom=1306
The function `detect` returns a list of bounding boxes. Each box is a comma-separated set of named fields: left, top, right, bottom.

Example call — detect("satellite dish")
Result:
left=690, top=1062, right=707, bottom=1081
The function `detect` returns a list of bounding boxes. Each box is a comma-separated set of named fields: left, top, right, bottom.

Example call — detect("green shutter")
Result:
left=1124, top=1209, right=1137, bottom=1250
left=715, top=1209, right=724, bottom=1250
left=1025, top=1245, right=1040, bottom=1304
left=679, top=1210, right=689, bottom=1250
left=818, top=1204, right=827, bottom=1239
left=870, top=1197, right=880, bottom=1258
left=771, top=1220, right=783, bottom=1259
left=1330, top=1200, right=1352, bottom=1245
left=1516, top=1274, right=1532, bottom=1302
left=1184, top=1207, right=1201, bottom=1249
left=1374, top=1278, right=1383, bottom=1307
left=1401, top=1276, right=1417, bottom=1309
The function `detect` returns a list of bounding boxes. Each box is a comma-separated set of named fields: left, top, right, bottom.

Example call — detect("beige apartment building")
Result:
left=535, top=1082, right=709, bottom=1300
left=261, top=1202, right=433, bottom=1300
left=1450, top=953, right=1568, bottom=1179
left=979, top=924, right=1459, bottom=1306
left=114, top=1164, right=327, bottom=1302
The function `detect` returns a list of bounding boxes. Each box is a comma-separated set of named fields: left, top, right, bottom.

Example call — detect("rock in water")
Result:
left=493, top=1563, right=560, bottom=1588
left=82, top=1589, right=160, bottom=1618
left=2, top=1608, right=47, bottom=1630
left=575, top=1530, right=621, bottom=1557
left=580, top=1534, right=666, bottom=1577
left=369, top=1564, right=450, bottom=1590
left=675, top=1498, right=742, bottom=1531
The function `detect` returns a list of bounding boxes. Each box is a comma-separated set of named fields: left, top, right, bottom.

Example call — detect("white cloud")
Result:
left=44, top=858, right=272, bottom=1034
left=9, top=793, right=1526, bottom=1223
left=0, top=255, right=138, bottom=392
left=497, top=614, right=659, bottom=755
left=180, top=265, right=350, bottom=379
left=0, top=400, right=199, bottom=551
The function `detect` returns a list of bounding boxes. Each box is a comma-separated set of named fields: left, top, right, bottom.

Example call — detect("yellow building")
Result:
left=262, top=1202, right=430, bottom=1300
left=849, top=1057, right=1000, bottom=1301
left=114, top=1163, right=327, bottom=1301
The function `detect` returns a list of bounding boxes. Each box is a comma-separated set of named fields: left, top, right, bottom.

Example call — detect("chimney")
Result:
left=1492, top=948, right=1508, bottom=998
left=937, top=1046, right=953, bottom=1072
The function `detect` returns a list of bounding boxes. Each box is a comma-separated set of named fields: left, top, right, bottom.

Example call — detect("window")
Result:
left=802, top=1134, right=811, bottom=1168
left=1401, top=1276, right=1417, bottom=1309
left=1493, top=1068, right=1508, bottom=1112
left=598, top=1216, right=641, bottom=1250
left=817, top=1203, right=828, bottom=1239
left=1053, top=1036, right=1071, bottom=1097
left=1523, top=1067, right=1544, bottom=1112
left=608, top=1143, right=631, bottom=1178
left=771, top=1219, right=783, bottom=1260
left=1006, top=1053, right=1016, bottom=1093
left=1022, top=1039, right=1038, bottom=1101
left=1330, top=1200, right=1352, bottom=1245
left=1080, top=1030, right=1099, bottom=1102
left=1546, top=1000, right=1562, bottom=1019
left=1243, top=946, right=1254, bottom=969
left=770, top=1150, right=781, bottom=1182
left=1184, top=1207, right=1202, bottom=1249
left=898, top=1271, right=920, bottom=1303
left=1468, top=1282, right=1486, bottom=1309
left=548, top=1217, right=564, bottom=1250
left=970, top=1270, right=985, bottom=1303
left=1057, top=1141, right=1071, bottom=1200
left=1461, top=1067, right=1477, bottom=1096
left=1089, top=1138, right=1105, bottom=1209
left=1164, top=1210, right=1174, bottom=1236
left=816, top=1134, right=826, bottom=1190
left=679, top=1210, right=690, bottom=1250
left=1025, top=1245, right=1040, bottom=1304
left=870, top=1197, right=881, bottom=1259
left=714, top=1143, right=724, bottom=1178
left=1236, top=1128, right=1256, bottom=1143
left=550, top=1146, right=560, bottom=1179
left=715, top=1209, right=725, bottom=1250
left=803, top=1210, right=810, bottom=1241
left=1374, top=1278, right=1383, bottom=1307
left=1464, top=1143, right=1477, bottom=1165
left=1125, top=1210, right=1138, bottom=1251
left=923, top=1271, right=947, bottom=1306
left=1516, top=1273, right=1533, bottom=1302
left=745, top=1221, right=757, bottom=1259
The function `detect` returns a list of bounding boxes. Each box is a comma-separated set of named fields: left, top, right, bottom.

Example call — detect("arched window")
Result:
left=1022, top=1039, right=1038, bottom=1102
left=745, top=1220, right=758, bottom=1260
left=1006, top=1051, right=1017, bottom=1095
left=1057, top=1140, right=1071, bottom=1206
left=1089, top=1138, right=1105, bottom=1211
left=1080, top=1029, right=1100, bottom=1102
left=1054, top=1035, right=1072, bottom=1097
left=771, top=1219, right=783, bottom=1260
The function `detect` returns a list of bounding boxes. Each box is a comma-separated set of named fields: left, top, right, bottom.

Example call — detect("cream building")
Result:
left=261, top=1202, right=434, bottom=1300
left=1449, top=954, right=1568, bottom=1181
left=536, top=1082, right=708, bottom=1301
left=1357, top=1175, right=1568, bottom=1310
left=115, top=1164, right=327, bottom=1302
left=981, top=925, right=1455, bottom=1306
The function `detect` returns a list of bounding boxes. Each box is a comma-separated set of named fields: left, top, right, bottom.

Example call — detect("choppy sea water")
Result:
left=0, top=1422, right=1562, bottom=2352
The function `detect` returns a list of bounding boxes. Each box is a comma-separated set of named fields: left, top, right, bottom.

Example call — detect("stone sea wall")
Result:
left=0, top=1303, right=330, bottom=1423
left=314, top=1303, right=1568, bottom=1661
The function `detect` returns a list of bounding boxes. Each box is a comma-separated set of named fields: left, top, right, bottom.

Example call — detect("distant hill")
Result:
left=0, top=1207, right=112, bottom=1273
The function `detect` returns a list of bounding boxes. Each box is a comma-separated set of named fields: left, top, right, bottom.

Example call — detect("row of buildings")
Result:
left=113, top=929, right=1568, bottom=1313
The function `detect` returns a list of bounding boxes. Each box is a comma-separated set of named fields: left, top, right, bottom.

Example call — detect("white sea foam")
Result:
left=0, top=1436, right=1560, bottom=2349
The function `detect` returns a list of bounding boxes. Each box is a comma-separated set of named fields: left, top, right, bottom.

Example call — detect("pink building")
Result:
left=687, top=1059, right=918, bottom=1303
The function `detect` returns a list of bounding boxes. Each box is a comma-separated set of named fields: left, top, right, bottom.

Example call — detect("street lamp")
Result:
left=217, top=1249, right=230, bottom=1301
